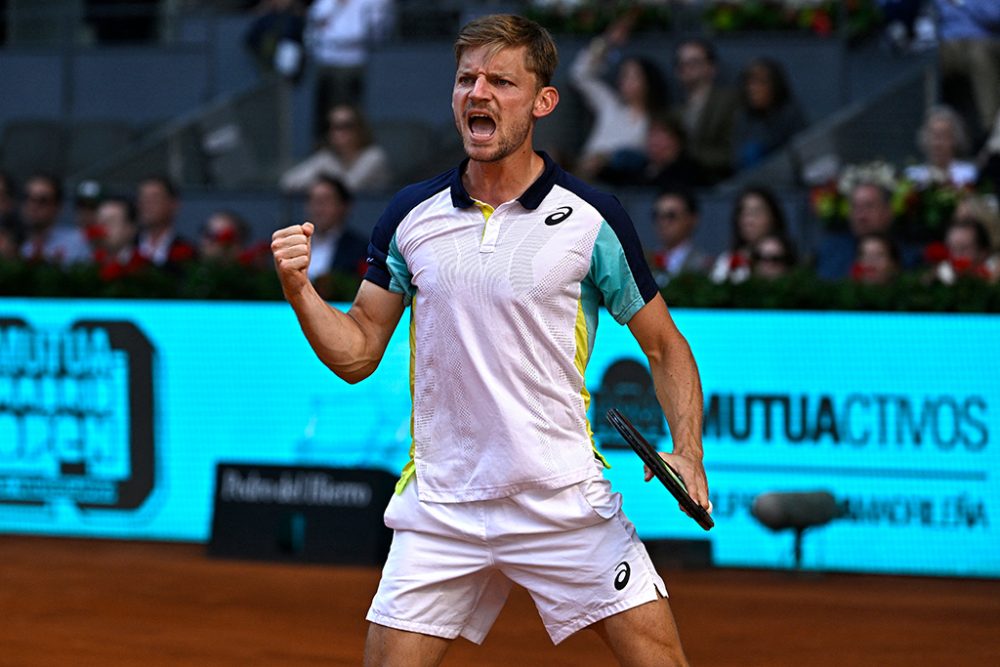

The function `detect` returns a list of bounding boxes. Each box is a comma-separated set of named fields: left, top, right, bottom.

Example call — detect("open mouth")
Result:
left=467, top=112, right=497, bottom=138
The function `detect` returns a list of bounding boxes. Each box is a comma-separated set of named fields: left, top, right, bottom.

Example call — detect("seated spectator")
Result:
left=731, top=57, right=807, bottom=171
left=851, top=233, right=902, bottom=285
left=280, top=103, right=392, bottom=194
left=628, top=112, right=703, bottom=189
left=19, top=174, right=91, bottom=267
left=711, top=185, right=788, bottom=283
left=136, top=176, right=198, bottom=268
left=304, top=175, right=368, bottom=282
left=647, top=186, right=712, bottom=287
left=199, top=210, right=250, bottom=263
left=569, top=12, right=669, bottom=182
left=671, top=37, right=739, bottom=184
left=903, top=105, right=978, bottom=187
left=749, top=233, right=798, bottom=280
left=815, top=180, right=921, bottom=280
left=933, top=216, right=999, bottom=283
left=93, top=196, right=147, bottom=279
left=74, top=180, right=105, bottom=253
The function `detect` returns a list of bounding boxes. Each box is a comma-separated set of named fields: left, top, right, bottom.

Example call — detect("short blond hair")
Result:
left=453, top=14, right=559, bottom=87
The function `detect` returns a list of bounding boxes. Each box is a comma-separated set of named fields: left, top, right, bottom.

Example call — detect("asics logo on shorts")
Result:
left=544, top=206, right=573, bottom=226
left=613, top=561, right=631, bottom=590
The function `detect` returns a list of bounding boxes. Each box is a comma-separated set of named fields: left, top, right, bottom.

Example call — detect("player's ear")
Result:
left=532, top=85, right=559, bottom=119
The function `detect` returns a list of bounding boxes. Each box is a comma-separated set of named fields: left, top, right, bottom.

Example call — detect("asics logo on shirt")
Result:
left=614, top=561, right=631, bottom=590
left=544, top=206, right=573, bottom=226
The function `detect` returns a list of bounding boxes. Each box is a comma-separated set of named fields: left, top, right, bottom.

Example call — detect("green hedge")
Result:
left=3, top=260, right=1000, bottom=313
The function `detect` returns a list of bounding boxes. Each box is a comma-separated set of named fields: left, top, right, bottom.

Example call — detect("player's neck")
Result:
left=463, top=146, right=544, bottom=208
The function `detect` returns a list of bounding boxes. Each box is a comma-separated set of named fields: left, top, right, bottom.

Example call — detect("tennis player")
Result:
left=271, top=14, right=709, bottom=666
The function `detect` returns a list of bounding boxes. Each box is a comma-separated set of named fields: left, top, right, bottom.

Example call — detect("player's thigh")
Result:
left=364, top=622, right=453, bottom=667
left=590, top=597, right=690, bottom=667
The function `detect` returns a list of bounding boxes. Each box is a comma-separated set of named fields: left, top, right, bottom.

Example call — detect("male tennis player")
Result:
left=272, top=14, right=709, bottom=666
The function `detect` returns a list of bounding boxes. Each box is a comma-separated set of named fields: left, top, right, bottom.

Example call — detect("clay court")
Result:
left=2, top=535, right=998, bottom=666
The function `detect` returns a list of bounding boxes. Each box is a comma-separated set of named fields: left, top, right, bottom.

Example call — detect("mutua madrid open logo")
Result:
left=591, top=358, right=665, bottom=450
left=0, top=318, right=156, bottom=512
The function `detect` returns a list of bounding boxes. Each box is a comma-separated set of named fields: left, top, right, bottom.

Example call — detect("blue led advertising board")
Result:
left=0, top=299, right=996, bottom=577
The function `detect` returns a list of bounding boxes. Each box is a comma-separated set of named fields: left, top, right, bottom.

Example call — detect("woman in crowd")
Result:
left=711, top=185, right=789, bottom=283
left=569, top=13, right=670, bottom=182
left=280, top=103, right=392, bottom=194
left=731, top=57, right=806, bottom=172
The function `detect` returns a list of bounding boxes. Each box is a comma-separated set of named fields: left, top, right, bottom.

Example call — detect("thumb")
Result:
left=302, top=221, right=315, bottom=238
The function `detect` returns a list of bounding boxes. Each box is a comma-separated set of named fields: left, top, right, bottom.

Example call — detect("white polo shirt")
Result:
left=365, top=152, right=658, bottom=503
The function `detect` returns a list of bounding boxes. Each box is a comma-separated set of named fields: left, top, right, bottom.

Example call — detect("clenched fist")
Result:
left=271, top=222, right=314, bottom=294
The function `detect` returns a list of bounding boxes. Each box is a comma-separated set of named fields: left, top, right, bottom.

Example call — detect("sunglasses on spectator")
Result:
left=26, top=194, right=56, bottom=205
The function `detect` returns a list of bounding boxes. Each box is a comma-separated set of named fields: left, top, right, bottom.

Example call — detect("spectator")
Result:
left=749, top=233, right=797, bottom=281
left=93, top=196, right=146, bottom=279
left=305, top=0, right=394, bottom=141
left=731, top=57, right=807, bottom=172
left=638, top=112, right=703, bottom=189
left=568, top=13, right=670, bottom=182
left=711, top=185, right=788, bottom=283
left=199, top=210, right=251, bottom=263
left=303, top=175, right=368, bottom=281
left=851, top=233, right=902, bottom=285
left=933, top=0, right=1000, bottom=144
left=135, top=176, right=198, bottom=267
left=815, top=180, right=920, bottom=280
left=19, top=174, right=91, bottom=267
left=903, top=105, right=978, bottom=187
left=74, top=179, right=105, bottom=253
left=280, top=103, right=391, bottom=194
left=934, top=215, right=999, bottom=283
left=647, top=186, right=712, bottom=287
left=244, top=0, right=306, bottom=82
left=671, top=37, right=739, bottom=184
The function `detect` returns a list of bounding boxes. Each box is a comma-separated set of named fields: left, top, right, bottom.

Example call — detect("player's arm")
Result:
left=272, top=222, right=404, bottom=384
left=627, top=293, right=709, bottom=511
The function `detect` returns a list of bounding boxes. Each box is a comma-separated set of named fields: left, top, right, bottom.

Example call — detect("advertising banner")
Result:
left=0, top=299, right=996, bottom=577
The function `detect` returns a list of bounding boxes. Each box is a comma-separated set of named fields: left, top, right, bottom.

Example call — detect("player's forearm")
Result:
left=647, top=336, right=704, bottom=460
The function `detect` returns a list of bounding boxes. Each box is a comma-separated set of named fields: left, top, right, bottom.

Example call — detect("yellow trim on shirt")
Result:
left=575, top=298, right=610, bottom=469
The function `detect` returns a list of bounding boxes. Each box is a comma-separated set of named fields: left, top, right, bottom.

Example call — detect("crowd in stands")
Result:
left=1, top=0, right=999, bottom=304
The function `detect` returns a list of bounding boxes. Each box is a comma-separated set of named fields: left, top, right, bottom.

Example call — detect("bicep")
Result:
left=347, top=279, right=406, bottom=356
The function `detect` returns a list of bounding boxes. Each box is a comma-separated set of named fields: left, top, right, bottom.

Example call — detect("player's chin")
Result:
left=463, top=142, right=501, bottom=162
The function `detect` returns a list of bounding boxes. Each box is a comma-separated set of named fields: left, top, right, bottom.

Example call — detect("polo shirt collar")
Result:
left=450, top=151, right=558, bottom=211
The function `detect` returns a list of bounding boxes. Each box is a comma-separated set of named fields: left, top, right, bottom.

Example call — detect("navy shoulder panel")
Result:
left=554, top=170, right=658, bottom=303
left=364, top=169, right=455, bottom=288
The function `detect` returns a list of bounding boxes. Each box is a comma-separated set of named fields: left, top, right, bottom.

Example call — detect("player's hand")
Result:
left=646, top=451, right=712, bottom=517
left=271, top=222, right=314, bottom=294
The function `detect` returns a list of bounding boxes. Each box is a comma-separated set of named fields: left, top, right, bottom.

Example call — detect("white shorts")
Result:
left=365, top=474, right=666, bottom=645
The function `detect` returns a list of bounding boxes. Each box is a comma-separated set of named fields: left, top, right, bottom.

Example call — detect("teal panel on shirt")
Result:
left=588, top=221, right=647, bottom=325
